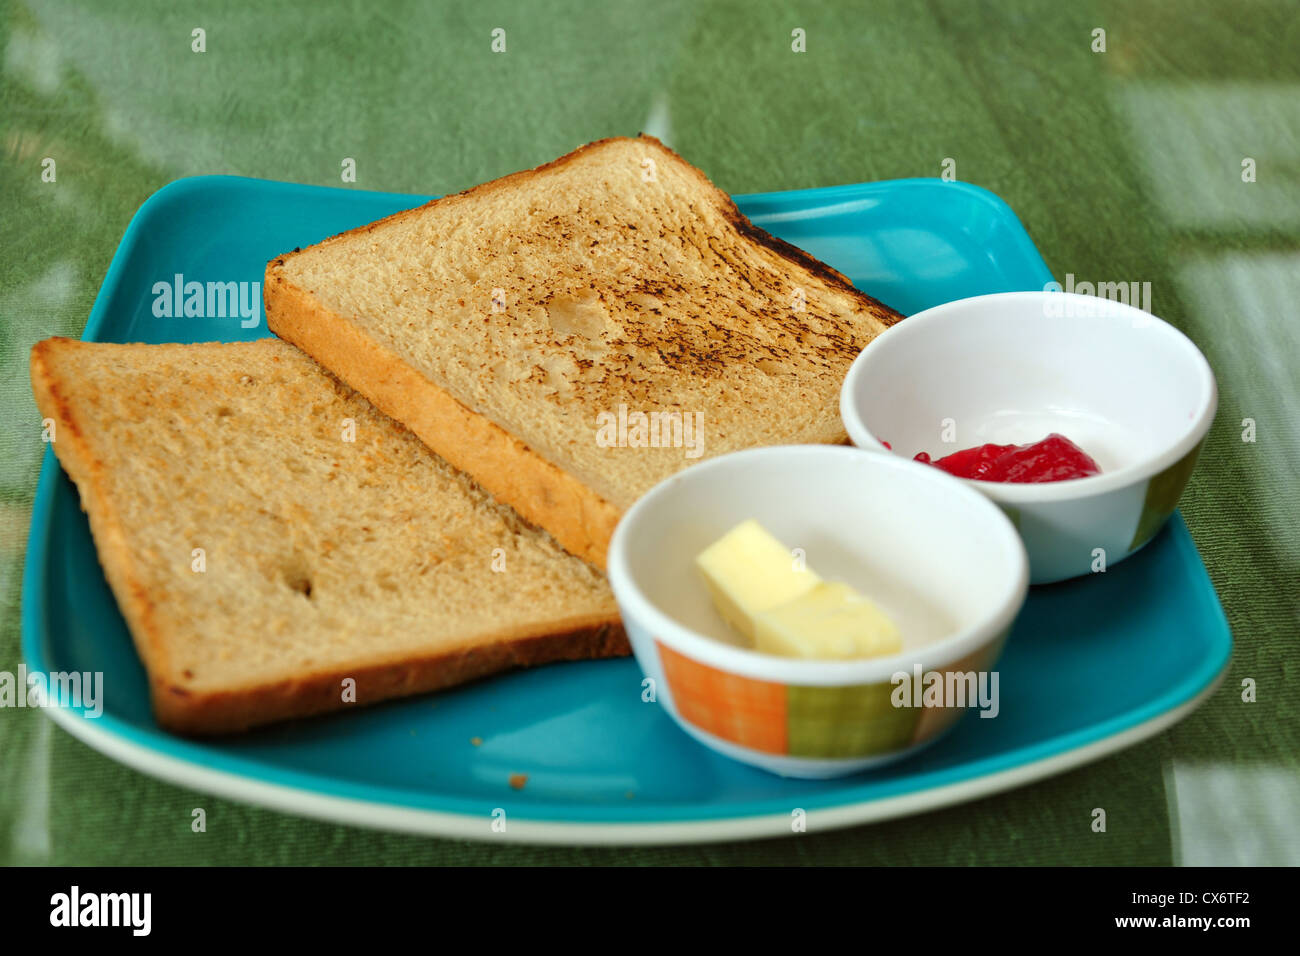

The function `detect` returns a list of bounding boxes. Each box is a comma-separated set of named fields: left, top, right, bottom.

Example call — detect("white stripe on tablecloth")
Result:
left=1166, top=760, right=1300, bottom=866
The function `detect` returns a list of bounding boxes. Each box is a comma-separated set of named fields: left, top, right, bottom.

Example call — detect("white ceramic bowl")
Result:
left=840, top=291, right=1217, bottom=584
left=607, top=445, right=1028, bottom=779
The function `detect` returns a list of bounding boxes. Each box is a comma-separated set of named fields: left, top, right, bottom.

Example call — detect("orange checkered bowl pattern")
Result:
left=655, top=639, right=1004, bottom=759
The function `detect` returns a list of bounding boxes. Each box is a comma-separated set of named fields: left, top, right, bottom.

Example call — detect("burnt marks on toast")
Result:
left=716, top=202, right=904, bottom=328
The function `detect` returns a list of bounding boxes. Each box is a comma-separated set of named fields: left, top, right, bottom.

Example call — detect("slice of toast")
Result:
left=30, top=337, right=625, bottom=735
left=266, top=135, right=902, bottom=568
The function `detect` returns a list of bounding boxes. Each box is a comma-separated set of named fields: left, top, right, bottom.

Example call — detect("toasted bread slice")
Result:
left=266, top=135, right=901, bottom=567
left=30, top=337, right=625, bottom=735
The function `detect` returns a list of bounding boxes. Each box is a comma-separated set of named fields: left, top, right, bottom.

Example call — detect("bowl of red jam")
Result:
left=840, top=291, right=1217, bottom=583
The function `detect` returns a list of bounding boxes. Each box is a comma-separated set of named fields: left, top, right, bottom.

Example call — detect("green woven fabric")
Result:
left=2, top=0, right=1297, bottom=865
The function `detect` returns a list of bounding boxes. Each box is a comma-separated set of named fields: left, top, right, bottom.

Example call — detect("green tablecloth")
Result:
left=2, top=0, right=1297, bottom=865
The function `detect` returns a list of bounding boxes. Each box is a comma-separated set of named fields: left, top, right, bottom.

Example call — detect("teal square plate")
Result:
left=21, top=176, right=1231, bottom=844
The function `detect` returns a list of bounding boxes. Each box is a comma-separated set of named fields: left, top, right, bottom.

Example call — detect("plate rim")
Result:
left=32, top=666, right=1228, bottom=845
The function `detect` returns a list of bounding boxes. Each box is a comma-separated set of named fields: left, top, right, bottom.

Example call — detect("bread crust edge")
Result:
left=30, top=338, right=187, bottom=705
left=157, top=614, right=629, bottom=736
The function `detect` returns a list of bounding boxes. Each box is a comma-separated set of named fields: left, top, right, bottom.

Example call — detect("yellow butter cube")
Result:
left=695, top=519, right=820, bottom=641
left=753, top=581, right=902, bottom=660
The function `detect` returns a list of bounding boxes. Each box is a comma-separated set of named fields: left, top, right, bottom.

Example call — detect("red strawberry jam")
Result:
left=913, top=433, right=1101, bottom=483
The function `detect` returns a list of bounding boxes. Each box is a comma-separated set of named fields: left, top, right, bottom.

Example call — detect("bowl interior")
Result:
left=617, top=447, right=1023, bottom=657
left=845, top=293, right=1213, bottom=477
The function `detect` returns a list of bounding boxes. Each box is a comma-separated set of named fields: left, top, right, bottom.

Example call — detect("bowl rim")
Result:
left=839, top=290, right=1219, bottom=504
left=606, top=445, right=1029, bottom=686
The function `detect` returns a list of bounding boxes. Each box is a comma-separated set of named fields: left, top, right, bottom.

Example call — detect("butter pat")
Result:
left=696, top=519, right=902, bottom=660
left=753, top=581, right=902, bottom=660
left=695, top=519, right=820, bottom=640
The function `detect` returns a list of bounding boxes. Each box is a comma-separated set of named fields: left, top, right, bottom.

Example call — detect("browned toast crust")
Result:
left=155, top=615, right=627, bottom=735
